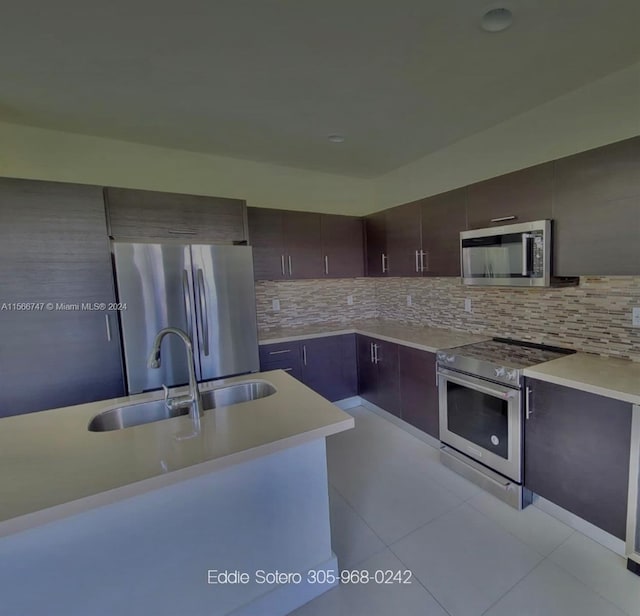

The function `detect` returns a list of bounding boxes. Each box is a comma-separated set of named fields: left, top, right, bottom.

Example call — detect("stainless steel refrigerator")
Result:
left=113, top=242, right=260, bottom=394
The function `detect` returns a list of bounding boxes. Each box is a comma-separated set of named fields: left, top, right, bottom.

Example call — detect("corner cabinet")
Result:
left=524, top=378, right=632, bottom=539
left=259, top=335, right=357, bottom=402
left=356, top=335, right=401, bottom=417
left=248, top=208, right=363, bottom=280
left=0, top=178, right=124, bottom=417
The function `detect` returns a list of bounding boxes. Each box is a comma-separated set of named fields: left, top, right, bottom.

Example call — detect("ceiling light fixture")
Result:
left=327, top=134, right=345, bottom=143
left=481, top=7, right=513, bottom=32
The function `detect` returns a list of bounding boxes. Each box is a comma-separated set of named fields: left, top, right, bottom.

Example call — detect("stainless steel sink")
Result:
left=199, top=381, right=276, bottom=409
left=88, top=381, right=276, bottom=432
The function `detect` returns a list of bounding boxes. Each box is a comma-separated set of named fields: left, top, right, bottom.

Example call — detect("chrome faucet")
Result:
left=147, top=327, right=203, bottom=423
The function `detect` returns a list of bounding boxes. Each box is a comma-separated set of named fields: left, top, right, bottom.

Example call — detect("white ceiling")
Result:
left=1, top=0, right=639, bottom=177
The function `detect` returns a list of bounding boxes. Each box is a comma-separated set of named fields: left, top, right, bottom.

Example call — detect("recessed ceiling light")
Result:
left=481, top=7, right=513, bottom=32
left=327, top=134, right=345, bottom=143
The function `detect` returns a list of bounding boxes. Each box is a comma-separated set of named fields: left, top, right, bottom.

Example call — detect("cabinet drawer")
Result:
left=259, top=341, right=301, bottom=364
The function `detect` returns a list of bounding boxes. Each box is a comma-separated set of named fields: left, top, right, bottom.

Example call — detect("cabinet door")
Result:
left=385, top=202, right=423, bottom=277
left=320, top=215, right=364, bottom=278
left=525, top=379, right=631, bottom=539
left=364, top=212, right=387, bottom=277
left=105, top=187, right=246, bottom=242
left=248, top=207, right=286, bottom=280
left=301, top=335, right=357, bottom=401
left=374, top=339, right=401, bottom=417
left=283, top=211, right=324, bottom=279
left=399, top=346, right=439, bottom=437
left=553, top=137, right=640, bottom=276
left=0, top=179, right=124, bottom=416
left=356, top=335, right=379, bottom=406
left=421, top=188, right=467, bottom=277
left=258, top=341, right=302, bottom=381
left=467, top=162, right=553, bottom=230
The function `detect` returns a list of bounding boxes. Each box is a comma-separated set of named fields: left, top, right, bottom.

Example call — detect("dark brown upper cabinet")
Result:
left=247, top=207, right=324, bottom=279
left=364, top=211, right=388, bottom=277
left=553, top=136, right=640, bottom=276
left=385, top=201, right=423, bottom=277
left=420, top=187, right=468, bottom=277
left=466, top=162, right=553, bottom=230
left=320, top=214, right=364, bottom=278
left=105, top=187, right=247, bottom=243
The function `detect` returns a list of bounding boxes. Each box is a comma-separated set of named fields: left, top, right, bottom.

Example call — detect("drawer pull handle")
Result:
left=269, top=349, right=291, bottom=355
left=490, top=216, right=516, bottom=223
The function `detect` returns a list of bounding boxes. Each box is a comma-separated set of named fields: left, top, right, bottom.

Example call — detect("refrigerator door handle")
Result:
left=182, top=270, right=194, bottom=341
left=196, top=268, right=210, bottom=356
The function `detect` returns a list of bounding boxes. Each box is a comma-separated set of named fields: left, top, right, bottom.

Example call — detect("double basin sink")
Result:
left=88, top=381, right=276, bottom=432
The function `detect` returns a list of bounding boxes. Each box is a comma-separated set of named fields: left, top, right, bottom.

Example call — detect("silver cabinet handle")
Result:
left=302, top=345, right=307, bottom=366
left=281, top=255, right=286, bottom=276
left=490, top=216, right=516, bottom=223
left=197, top=269, right=209, bottom=356
left=269, top=349, right=291, bottom=355
left=525, top=386, right=533, bottom=419
left=288, top=255, right=292, bottom=277
left=105, top=313, right=112, bottom=342
left=370, top=342, right=374, bottom=363
left=167, top=229, right=197, bottom=235
left=415, top=250, right=420, bottom=272
left=182, top=270, right=193, bottom=341
left=381, top=253, right=389, bottom=273
left=373, top=343, right=379, bottom=364
left=324, top=255, right=329, bottom=275
left=421, top=250, right=428, bottom=272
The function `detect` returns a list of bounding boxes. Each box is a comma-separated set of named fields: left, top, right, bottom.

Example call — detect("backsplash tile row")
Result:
left=255, top=278, right=377, bottom=330
left=255, top=277, right=640, bottom=361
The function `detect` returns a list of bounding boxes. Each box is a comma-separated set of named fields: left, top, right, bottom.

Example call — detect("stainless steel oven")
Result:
left=438, top=367, right=522, bottom=483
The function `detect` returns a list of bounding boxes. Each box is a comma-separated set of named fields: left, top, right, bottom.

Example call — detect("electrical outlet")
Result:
left=347, top=295, right=354, bottom=306
left=464, top=298, right=472, bottom=313
left=272, top=299, right=280, bottom=312
left=633, top=307, right=640, bottom=328
left=406, top=295, right=412, bottom=307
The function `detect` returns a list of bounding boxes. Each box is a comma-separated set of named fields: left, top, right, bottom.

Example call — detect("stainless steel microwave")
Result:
left=461, top=220, right=552, bottom=287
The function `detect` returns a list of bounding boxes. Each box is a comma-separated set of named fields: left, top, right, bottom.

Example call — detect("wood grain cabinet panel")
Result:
left=467, top=162, right=553, bottom=229
left=399, top=346, right=439, bottom=437
left=364, top=212, right=388, bottom=277
left=420, top=187, right=467, bottom=277
left=385, top=202, right=423, bottom=277
left=553, top=136, right=640, bottom=276
left=356, top=334, right=401, bottom=417
left=0, top=178, right=124, bottom=416
left=105, top=187, right=247, bottom=243
left=320, top=214, right=364, bottom=278
left=247, top=207, right=287, bottom=280
left=283, top=211, right=324, bottom=279
left=524, top=378, right=631, bottom=539
left=301, top=335, right=357, bottom=401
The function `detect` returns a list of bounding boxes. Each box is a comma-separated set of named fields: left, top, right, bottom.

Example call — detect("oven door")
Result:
left=438, top=367, right=522, bottom=482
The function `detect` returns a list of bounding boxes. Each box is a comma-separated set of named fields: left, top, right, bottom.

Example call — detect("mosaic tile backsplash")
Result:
left=255, top=277, right=640, bottom=361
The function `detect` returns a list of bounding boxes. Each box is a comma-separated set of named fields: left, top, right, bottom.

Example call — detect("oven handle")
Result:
left=438, top=367, right=518, bottom=399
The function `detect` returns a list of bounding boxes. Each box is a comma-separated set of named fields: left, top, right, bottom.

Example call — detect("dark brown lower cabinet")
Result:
left=398, top=346, right=439, bottom=438
left=259, top=335, right=357, bottom=402
left=356, top=335, right=401, bottom=417
left=524, top=378, right=632, bottom=539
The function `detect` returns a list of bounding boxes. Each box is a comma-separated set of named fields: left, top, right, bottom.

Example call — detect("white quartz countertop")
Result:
left=0, top=371, right=353, bottom=536
left=259, top=319, right=490, bottom=353
left=524, top=353, right=640, bottom=406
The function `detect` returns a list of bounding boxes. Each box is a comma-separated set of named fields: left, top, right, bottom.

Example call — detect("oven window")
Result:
left=446, top=381, right=509, bottom=459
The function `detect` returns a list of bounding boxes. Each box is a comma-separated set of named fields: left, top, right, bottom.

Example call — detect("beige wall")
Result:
left=373, top=61, right=640, bottom=210
left=0, top=62, right=638, bottom=215
left=0, top=121, right=374, bottom=215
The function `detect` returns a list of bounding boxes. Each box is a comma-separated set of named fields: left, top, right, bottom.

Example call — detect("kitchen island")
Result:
left=0, top=370, right=353, bottom=616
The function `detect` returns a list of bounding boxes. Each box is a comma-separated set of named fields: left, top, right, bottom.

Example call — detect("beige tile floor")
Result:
left=291, top=406, right=640, bottom=616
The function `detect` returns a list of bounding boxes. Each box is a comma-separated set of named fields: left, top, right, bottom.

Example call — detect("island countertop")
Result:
left=0, top=370, right=354, bottom=536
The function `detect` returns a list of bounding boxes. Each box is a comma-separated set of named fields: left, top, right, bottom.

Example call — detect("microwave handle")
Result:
left=522, top=233, right=532, bottom=276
